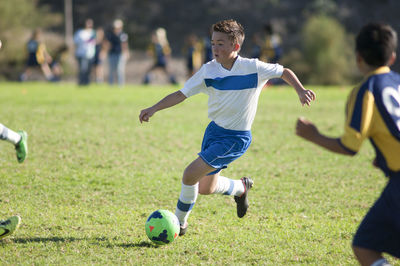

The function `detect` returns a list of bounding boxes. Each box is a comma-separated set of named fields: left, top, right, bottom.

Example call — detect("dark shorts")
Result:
left=352, top=177, right=400, bottom=258
left=27, top=54, right=39, bottom=67
left=198, top=121, right=252, bottom=175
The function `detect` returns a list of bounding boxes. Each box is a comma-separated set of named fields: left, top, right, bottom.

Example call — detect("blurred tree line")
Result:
left=1, top=0, right=399, bottom=84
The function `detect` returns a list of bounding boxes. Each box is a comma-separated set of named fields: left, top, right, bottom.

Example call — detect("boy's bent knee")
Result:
left=198, top=186, right=213, bottom=195
left=182, top=157, right=216, bottom=185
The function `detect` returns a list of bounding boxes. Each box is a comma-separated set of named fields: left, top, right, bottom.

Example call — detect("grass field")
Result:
left=0, top=82, right=392, bottom=265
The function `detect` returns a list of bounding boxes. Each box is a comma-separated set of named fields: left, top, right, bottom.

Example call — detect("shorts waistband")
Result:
left=210, top=121, right=251, bottom=135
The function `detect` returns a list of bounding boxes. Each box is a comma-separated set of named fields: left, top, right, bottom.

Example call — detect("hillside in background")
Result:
left=1, top=0, right=399, bottom=82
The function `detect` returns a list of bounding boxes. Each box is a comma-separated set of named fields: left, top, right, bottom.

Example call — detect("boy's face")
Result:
left=211, top=31, right=239, bottom=66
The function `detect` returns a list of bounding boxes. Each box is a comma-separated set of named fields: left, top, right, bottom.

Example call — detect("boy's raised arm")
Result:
left=281, top=68, right=316, bottom=106
left=139, top=90, right=187, bottom=123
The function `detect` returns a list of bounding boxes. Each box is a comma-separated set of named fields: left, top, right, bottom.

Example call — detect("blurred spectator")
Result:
left=19, top=28, right=55, bottom=82
left=74, top=18, right=96, bottom=86
left=143, top=27, right=177, bottom=84
left=106, top=19, right=129, bottom=86
left=202, top=35, right=213, bottom=63
left=261, top=23, right=283, bottom=86
left=260, top=23, right=282, bottom=63
left=93, top=27, right=106, bottom=83
left=49, top=44, right=69, bottom=82
left=250, top=33, right=262, bottom=59
left=184, top=34, right=202, bottom=78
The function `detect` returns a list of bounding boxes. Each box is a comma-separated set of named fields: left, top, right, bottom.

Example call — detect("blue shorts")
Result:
left=198, top=121, right=252, bottom=175
left=352, top=177, right=400, bottom=258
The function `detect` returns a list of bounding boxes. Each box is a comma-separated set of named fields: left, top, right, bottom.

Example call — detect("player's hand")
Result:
left=139, top=107, right=156, bottom=123
left=298, top=89, right=316, bottom=106
left=295, top=117, right=319, bottom=141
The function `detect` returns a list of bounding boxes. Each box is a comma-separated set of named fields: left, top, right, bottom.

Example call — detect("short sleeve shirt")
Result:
left=107, top=31, right=128, bottom=55
left=180, top=56, right=283, bottom=131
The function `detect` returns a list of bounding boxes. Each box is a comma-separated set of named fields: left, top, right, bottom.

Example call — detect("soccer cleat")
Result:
left=234, top=177, right=254, bottom=218
left=0, top=216, right=21, bottom=240
left=15, top=131, right=28, bottom=163
left=179, top=223, right=188, bottom=236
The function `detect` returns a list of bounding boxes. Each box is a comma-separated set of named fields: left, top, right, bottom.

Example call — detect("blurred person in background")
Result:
left=250, top=33, right=262, bottom=59
left=143, top=27, right=177, bottom=85
left=48, top=44, right=69, bottom=82
left=74, top=18, right=96, bottom=86
left=260, top=23, right=282, bottom=64
left=202, top=27, right=213, bottom=63
left=184, top=34, right=202, bottom=78
left=93, top=27, right=106, bottom=83
left=261, top=23, right=283, bottom=86
left=106, top=19, right=129, bottom=87
left=19, top=28, right=55, bottom=82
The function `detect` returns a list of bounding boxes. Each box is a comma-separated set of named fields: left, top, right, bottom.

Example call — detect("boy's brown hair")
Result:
left=356, top=23, right=398, bottom=67
left=212, top=19, right=245, bottom=47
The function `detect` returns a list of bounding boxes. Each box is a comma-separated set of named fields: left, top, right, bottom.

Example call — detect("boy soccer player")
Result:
left=0, top=41, right=26, bottom=239
left=296, top=23, right=400, bottom=265
left=139, top=19, right=315, bottom=236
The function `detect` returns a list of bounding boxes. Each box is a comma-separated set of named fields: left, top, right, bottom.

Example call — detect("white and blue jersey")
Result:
left=180, top=56, right=283, bottom=172
left=180, top=56, right=283, bottom=131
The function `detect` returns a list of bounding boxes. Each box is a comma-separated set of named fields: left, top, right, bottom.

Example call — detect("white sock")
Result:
left=175, top=182, right=199, bottom=226
left=213, top=176, right=245, bottom=197
left=371, top=258, right=391, bottom=266
left=0, top=124, right=21, bottom=145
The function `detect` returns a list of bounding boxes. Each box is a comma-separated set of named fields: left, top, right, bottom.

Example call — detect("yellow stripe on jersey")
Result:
left=370, top=104, right=400, bottom=173
left=341, top=87, right=374, bottom=152
left=36, top=43, right=46, bottom=64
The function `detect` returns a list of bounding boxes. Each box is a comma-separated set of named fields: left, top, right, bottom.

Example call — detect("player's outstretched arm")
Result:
left=139, top=90, right=187, bottom=123
left=281, top=68, right=316, bottom=106
left=295, top=117, right=354, bottom=155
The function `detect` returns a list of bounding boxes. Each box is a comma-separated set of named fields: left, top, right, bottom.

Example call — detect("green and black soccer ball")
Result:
left=145, top=209, right=180, bottom=245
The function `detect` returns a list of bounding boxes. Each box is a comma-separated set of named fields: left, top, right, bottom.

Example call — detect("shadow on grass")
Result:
left=115, top=241, right=157, bottom=248
left=11, top=236, right=85, bottom=244
left=9, top=237, right=157, bottom=249
left=93, top=240, right=158, bottom=249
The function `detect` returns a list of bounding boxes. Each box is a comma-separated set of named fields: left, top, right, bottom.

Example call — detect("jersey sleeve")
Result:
left=162, top=44, right=171, bottom=56
left=120, top=33, right=128, bottom=43
left=36, top=43, right=46, bottom=64
left=339, top=86, right=375, bottom=154
left=180, top=65, right=206, bottom=97
left=73, top=30, right=82, bottom=44
left=257, top=60, right=284, bottom=83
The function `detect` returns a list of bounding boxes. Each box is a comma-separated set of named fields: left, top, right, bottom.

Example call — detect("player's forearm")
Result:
left=281, top=68, right=305, bottom=93
left=152, top=90, right=187, bottom=112
left=122, top=43, right=129, bottom=53
left=306, top=134, right=354, bottom=156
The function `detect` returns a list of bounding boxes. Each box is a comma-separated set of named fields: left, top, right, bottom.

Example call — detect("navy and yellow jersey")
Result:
left=147, top=43, right=171, bottom=66
left=26, top=39, right=46, bottom=66
left=339, top=66, right=400, bottom=178
left=186, top=42, right=203, bottom=71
